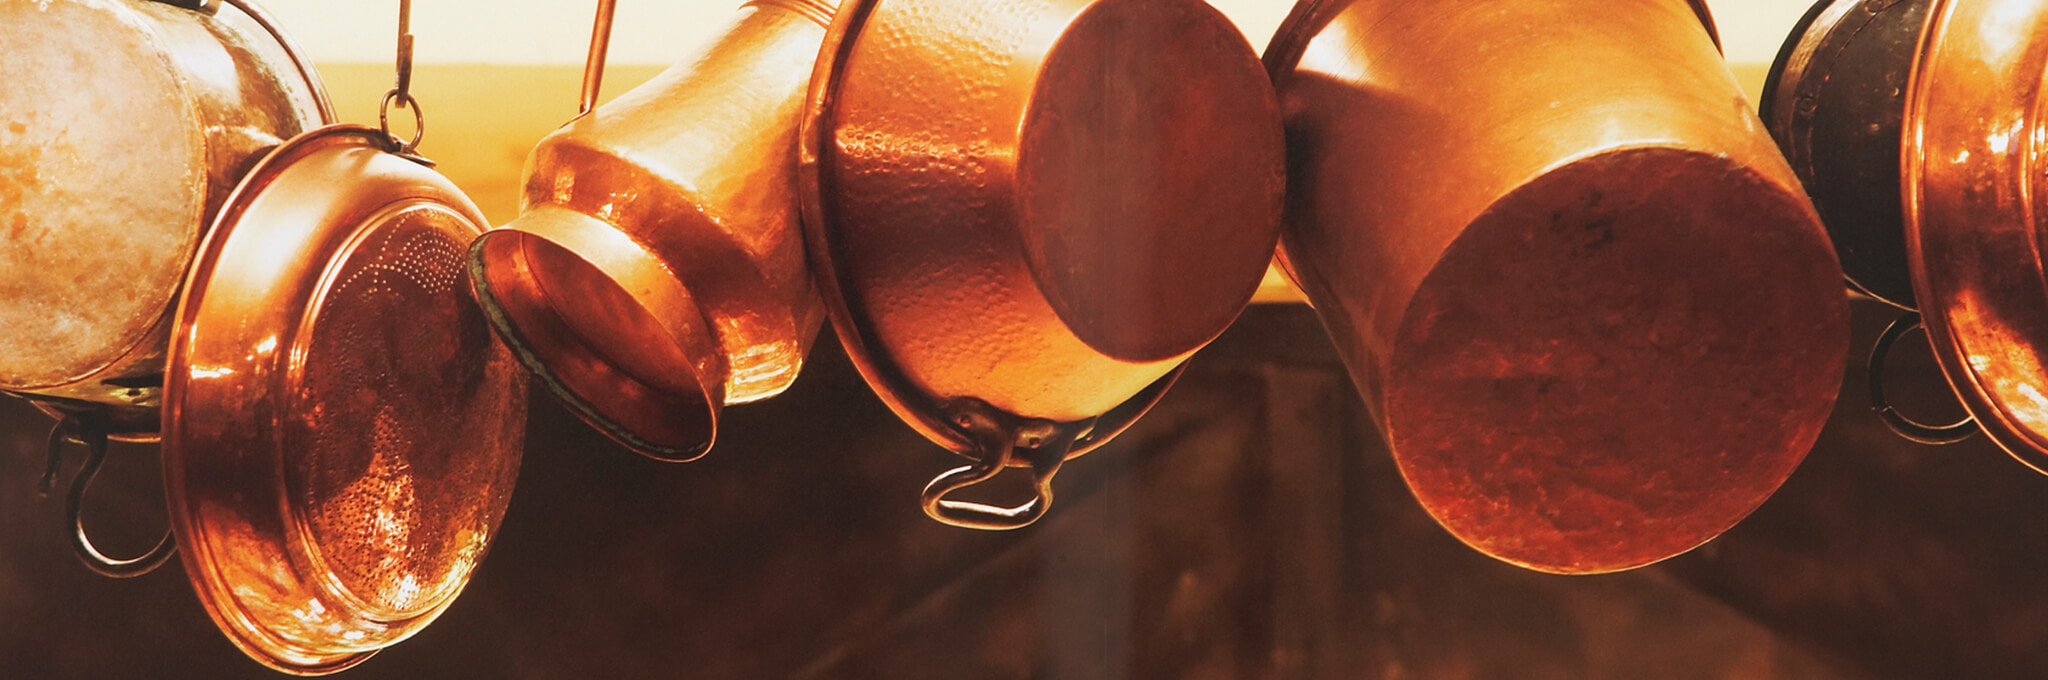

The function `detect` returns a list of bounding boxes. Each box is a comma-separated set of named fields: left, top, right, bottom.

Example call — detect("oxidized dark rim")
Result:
left=1901, top=0, right=2048, bottom=474
left=796, top=0, right=1182, bottom=462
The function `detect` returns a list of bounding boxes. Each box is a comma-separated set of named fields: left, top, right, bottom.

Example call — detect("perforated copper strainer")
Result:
left=163, top=124, right=526, bottom=674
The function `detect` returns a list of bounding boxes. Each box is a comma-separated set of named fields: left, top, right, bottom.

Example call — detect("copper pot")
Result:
left=801, top=0, right=1285, bottom=528
left=0, top=0, right=330, bottom=426
left=468, top=0, right=834, bottom=462
left=1265, top=0, right=1849, bottom=573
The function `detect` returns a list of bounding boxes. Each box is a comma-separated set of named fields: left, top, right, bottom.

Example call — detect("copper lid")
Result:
left=164, top=125, right=526, bottom=674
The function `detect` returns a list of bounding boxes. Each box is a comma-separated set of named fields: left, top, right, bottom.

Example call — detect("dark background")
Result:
left=0, top=301, right=2039, bottom=679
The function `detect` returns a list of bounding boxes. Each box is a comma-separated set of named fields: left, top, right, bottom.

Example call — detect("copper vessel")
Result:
left=1265, top=0, right=1850, bottom=573
left=468, top=0, right=835, bottom=461
left=1898, top=0, right=2048, bottom=471
left=164, top=124, right=526, bottom=674
left=0, top=0, right=329, bottom=421
left=802, top=0, right=1285, bottom=528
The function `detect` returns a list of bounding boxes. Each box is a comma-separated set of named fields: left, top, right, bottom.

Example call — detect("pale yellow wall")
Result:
left=266, top=0, right=1806, bottom=66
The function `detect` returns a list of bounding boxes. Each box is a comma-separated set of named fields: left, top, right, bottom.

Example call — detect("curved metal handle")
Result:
left=223, top=0, right=338, bottom=124
left=1869, top=311, right=1978, bottom=445
left=45, top=416, right=176, bottom=578
left=920, top=402, right=1075, bottom=531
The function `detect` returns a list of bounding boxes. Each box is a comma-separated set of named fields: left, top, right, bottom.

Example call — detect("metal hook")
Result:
left=580, top=0, right=621, bottom=116
left=378, top=0, right=431, bottom=161
left=40, top=414, right=177, bottom=578
left=919, top=400, right=1076, bottom=530
left=1869, top=311, right=1978, bottom=445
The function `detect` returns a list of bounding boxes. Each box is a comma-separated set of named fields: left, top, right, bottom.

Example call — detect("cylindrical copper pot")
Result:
left=0, top=0, right=330, bottom=432
left=802, top=0, right=1285, bottom=528
left=469, top=0, right=834, bottom=461
left=1265, top=0, right=1849, bottom=573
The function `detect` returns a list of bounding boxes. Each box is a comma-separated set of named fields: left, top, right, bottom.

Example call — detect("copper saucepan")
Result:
left=1264, top=0, right=1850, bottom=573
left=801, top=0, right=1286, bottom=529
left=1765, top=0, right=2048, bottom=468
left=469, top=0, right=834, bottom=461
left=0, top=0, right=330, bottom=432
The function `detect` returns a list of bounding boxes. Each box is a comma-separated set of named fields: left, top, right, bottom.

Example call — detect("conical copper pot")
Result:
left=0, top=0, right=329, bottom=430
left=468, top=0, right=834, bottom=461
left=802, top=0, right=1285, bottom=529
left=1265, top=0, right=1849, bottom=573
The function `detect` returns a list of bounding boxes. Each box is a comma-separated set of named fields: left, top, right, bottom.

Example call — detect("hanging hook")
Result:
left=41, top=413, right=176, bottom=578
left=378, top=0, right=431, bottom=162
left=920, top=400, right=1078, bottom=530
left=1869, top=311, right=1978, bottom=445
left=580, top=0, right=621, bottom=117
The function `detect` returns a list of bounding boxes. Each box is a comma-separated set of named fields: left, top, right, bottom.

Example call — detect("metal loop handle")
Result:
left=379, top=89, right=427, bottom=156
left=1869, top=311, right=1978, bottom=445
left=47, top=416, right=176, bottom=578
left=920, top=402, right=1074, bottom=531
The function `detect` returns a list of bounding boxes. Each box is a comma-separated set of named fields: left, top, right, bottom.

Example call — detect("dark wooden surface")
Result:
left=0, top=300, right=2017, bottom=678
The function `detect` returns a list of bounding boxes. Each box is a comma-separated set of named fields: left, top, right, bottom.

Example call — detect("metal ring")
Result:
left=59, top=419, right=177, bottom=578
left=919, top=404, right=1072, bottom=530
left=1869, top=311, right=1978, bottom=444
left=379, top=89, right=426, bottom=155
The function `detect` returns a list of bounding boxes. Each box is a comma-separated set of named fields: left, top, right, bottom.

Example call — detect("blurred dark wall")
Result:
left=0, top=301, right=2030, bottom=679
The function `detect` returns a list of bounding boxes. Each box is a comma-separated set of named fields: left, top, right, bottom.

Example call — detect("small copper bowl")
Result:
left=801, top=0, right=1285, bottom=528
left=469, top=0, right=835, bottom=462
left=1266, top=0, right=1849, bottom=573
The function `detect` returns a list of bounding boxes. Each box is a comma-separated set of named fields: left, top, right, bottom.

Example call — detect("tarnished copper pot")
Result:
left=801, top=0, right=1285, bottom=528
left=0, top=0, right=330, bottom=426
left=1763, top=0, right=1932, bottom=309
left=1265, top=0, right=1849, bottom=573
left=468, top=0, right=834, bottom=461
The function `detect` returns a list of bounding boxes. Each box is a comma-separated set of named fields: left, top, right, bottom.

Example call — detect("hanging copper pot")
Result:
left=0, top=0, right=329, bottom=426
left=801, top=0, right=1285, bottom=529
left=467, top=0, right=835, bottom=462
left=1264, top=0, right=1850, bottom=573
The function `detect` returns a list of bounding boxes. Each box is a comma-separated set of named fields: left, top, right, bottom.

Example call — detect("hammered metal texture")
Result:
left=291, top=209, right=524, bottom=620
left=1268, top=0, right=1848, bottom=573
left=0, top=0, right=319, bottom=405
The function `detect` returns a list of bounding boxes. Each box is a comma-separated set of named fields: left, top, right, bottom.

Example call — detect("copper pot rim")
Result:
left=796, top=0, right=1180, bottom=462
left=1902, top=0, right=2048, bottom=473
left=164, top=124, right=515, bottom=675
left=1263, top=0, right=1719, bottom=84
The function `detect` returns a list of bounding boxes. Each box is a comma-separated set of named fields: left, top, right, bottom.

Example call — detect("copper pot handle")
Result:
left=39, top=415, right=177, bottom=578
left=1869, top=311, right=1979, bottom=445
left=919, top=400, right=1082, bottom=530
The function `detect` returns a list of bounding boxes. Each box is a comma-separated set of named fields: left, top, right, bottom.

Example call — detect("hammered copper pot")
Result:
left=0, top=0, right=329, bottom=430
left=1264, top=0, right=1850, bottom=573
left=469, top=0, right=835, bottom=462
left=802, top=0, right=1285, bottom=529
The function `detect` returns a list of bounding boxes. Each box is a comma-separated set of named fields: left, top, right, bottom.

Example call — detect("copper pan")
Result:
left=467, top=0, right=834, bottom=462
left=802, top=0, right=1285, bottom=529
left=0, top=0, right=330, bottom=427
left=1265, top=0, right=1850, bottom=573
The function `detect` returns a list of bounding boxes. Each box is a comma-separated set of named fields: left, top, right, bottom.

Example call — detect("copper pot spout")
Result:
left=469, top=0, right=834, bottom=461
left=1266, top=0, right=1850, bottom=573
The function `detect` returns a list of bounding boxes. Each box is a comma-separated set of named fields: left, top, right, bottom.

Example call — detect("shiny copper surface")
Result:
left=801, top=0, right=1283, bottom=528
left=1266, top=0, right=1849, bottom=573
left=1903, top=0, right=2048, bottom=473
left=0, top=0, right=327, bottom=414
left=469, top=0, right=833, bottom=461
left=165, top=126, right=526, bottom=674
